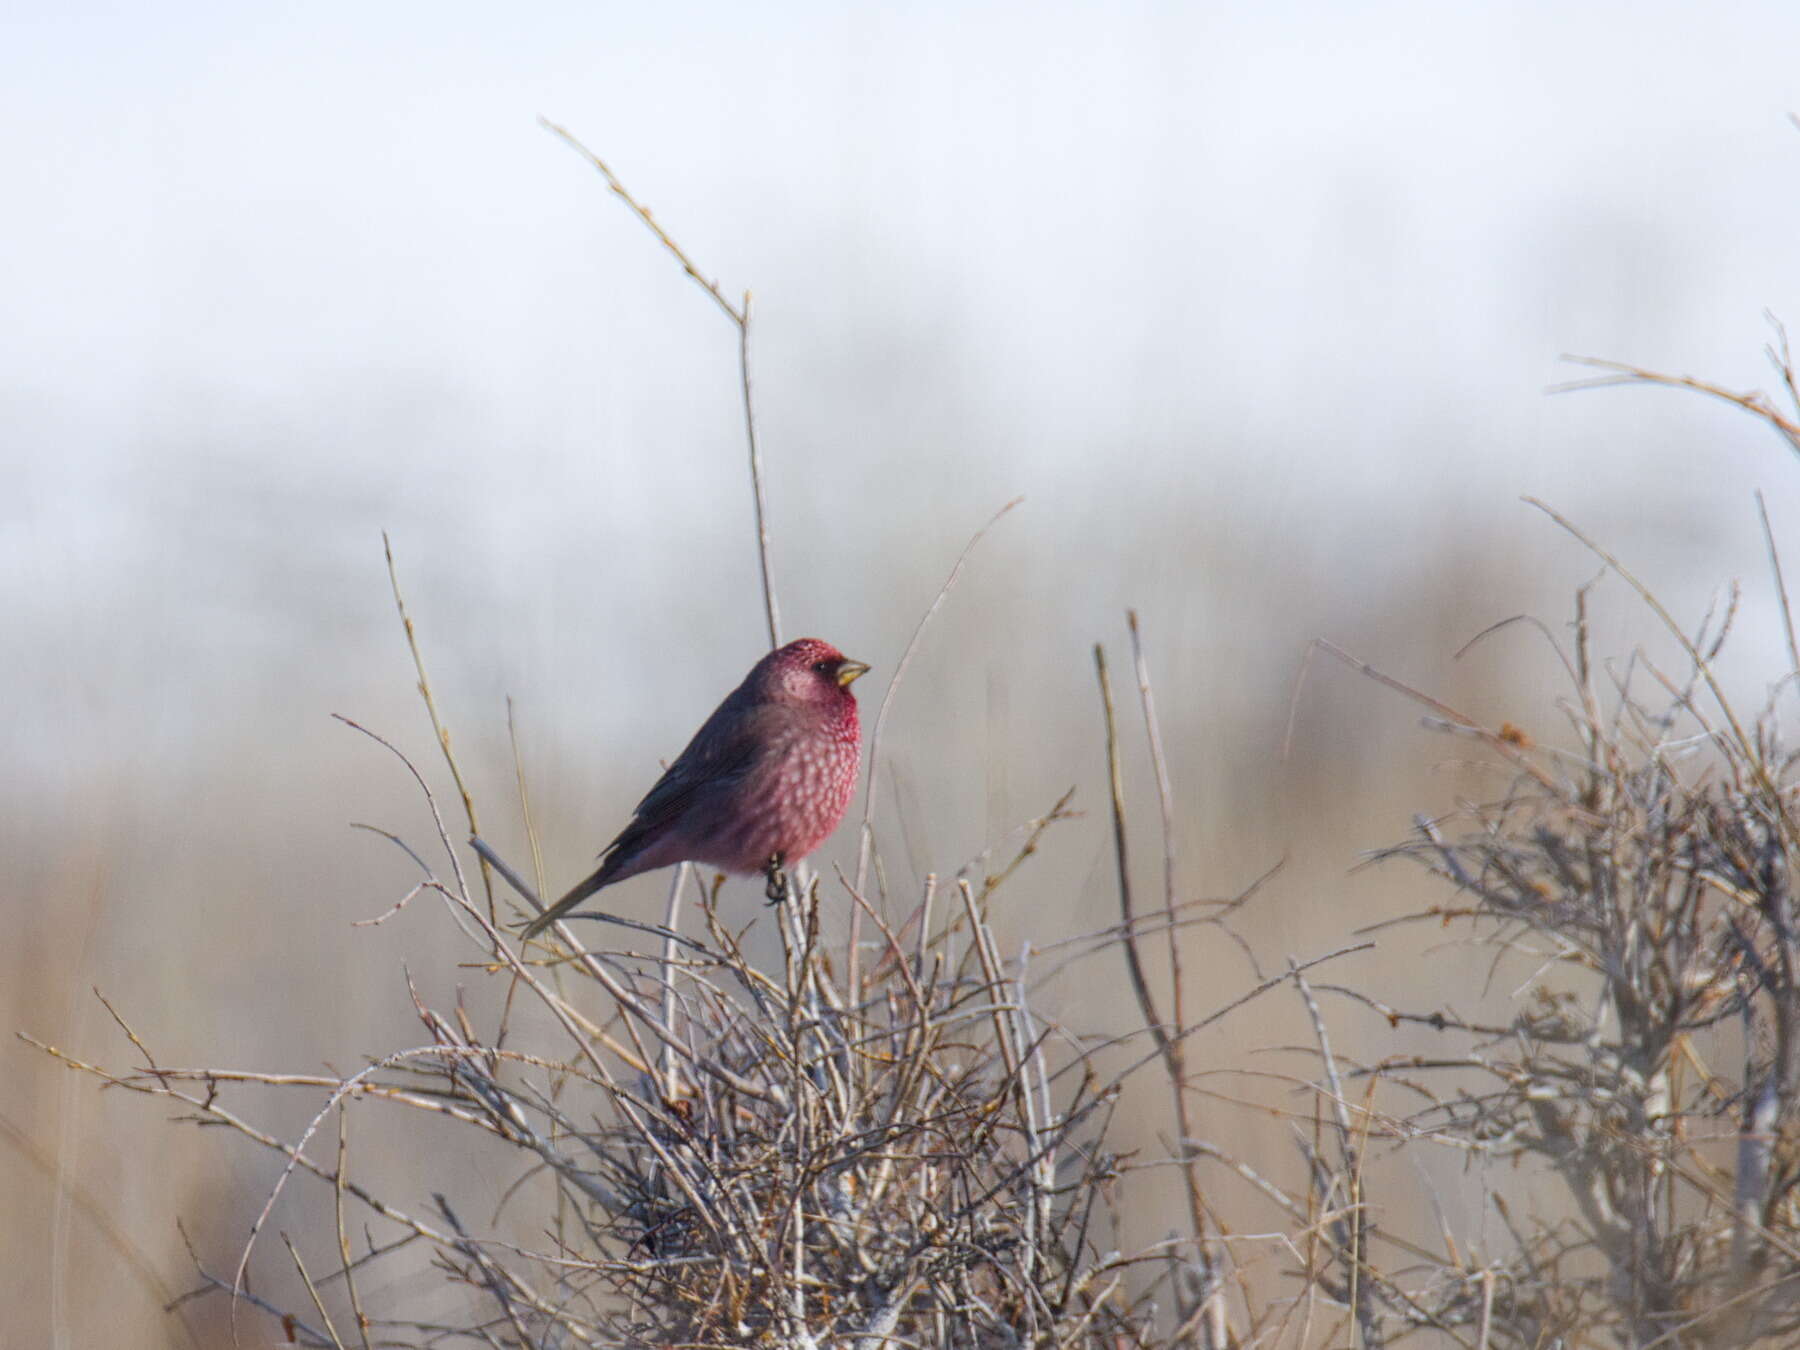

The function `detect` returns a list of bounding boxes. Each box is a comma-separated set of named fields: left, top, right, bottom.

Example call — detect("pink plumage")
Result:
left=522, top=638, right=869, bottom=937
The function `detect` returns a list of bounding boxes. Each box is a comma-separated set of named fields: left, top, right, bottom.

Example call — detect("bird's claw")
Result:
left=763, top=855, right=789, bottom=904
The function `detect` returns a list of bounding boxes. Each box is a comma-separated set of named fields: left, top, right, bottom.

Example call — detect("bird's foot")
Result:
left=763, top=854, right=789, bottom=904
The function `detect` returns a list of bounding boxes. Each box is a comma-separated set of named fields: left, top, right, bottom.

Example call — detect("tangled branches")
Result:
left=1352, top=571, right=1800, bottom=1347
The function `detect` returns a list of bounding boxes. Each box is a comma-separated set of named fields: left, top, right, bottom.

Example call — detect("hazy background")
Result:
left=8, top=2, right=1800, bottom=1344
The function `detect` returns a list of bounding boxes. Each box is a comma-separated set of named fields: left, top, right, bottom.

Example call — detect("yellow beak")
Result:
left=836, top=659, right=871, bottom=688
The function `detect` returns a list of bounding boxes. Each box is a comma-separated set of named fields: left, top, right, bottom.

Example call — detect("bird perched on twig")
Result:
left=521, top=638, right=870, bottom=939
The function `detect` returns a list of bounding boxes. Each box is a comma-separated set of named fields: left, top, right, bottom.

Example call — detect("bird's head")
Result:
left=755, top=637, right=871, bottom=711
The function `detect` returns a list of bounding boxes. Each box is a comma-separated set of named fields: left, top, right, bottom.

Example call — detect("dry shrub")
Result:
left=1340, top=576, right=1800, bottom=1346
left=28, top=726, right=1316, bottom=1347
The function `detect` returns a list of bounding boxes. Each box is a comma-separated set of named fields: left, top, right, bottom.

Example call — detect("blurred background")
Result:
left=8, top=1, right=1800, bottom=1343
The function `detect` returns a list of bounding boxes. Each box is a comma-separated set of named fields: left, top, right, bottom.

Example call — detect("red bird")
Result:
left=522, top=638, right=870, bottom=938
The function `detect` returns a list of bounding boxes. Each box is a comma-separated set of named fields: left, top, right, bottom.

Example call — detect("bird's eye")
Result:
left=812, top=659, right=833, bottom=675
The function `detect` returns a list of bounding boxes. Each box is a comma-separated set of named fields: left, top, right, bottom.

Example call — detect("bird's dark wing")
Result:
left=604, top=724, right=762, bottom=862
left=519, top=690, right=772, bottom=940
left=627, top=689, right=767, bottom=826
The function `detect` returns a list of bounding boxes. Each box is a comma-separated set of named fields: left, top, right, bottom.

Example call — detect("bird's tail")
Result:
left=520, top=859, right=616, bottom=940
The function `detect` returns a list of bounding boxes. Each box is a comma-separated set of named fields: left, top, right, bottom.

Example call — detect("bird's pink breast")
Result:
left=687, top=706, right=860, bottom=874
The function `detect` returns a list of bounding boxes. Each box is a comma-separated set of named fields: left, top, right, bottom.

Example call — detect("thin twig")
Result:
left=282, top=1234, right=348, bottom=1350
left=738, top=290, right=780, bottom=649
left=855, top=496, right=1025, bottom=898
left=540, top=119, right=743, bottom=324
left=1554, top=353, right=1800, bottom=454
left=1757, top=490, right=1800, bottom=677
left=382, top=534, right=495, bottom=924
left=849, top=496, right=1023, bottom=1006
left=1094, top=642, right=1169, bottom=1061
left=333, top=1109, right=372, bottom=1350
left=541, top=118, right=781, bottom=648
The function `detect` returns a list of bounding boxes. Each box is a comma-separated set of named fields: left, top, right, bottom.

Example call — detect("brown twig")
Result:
left=1757, top=490, right=1800, bottom=676
left=541, top=118, right=781, bottom=650
left=381, top=535, right=495, bottom=924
